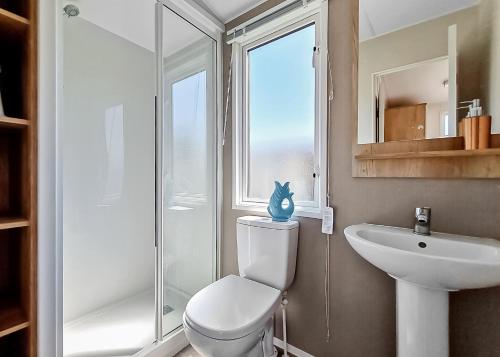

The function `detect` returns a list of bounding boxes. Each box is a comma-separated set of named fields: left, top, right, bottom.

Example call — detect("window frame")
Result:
left=164, top=39, right=217, bottom=209
left=231, top=0, right=328, bottom=219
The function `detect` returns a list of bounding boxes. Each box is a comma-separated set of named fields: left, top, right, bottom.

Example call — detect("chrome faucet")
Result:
left=414, top=207, right=431, bottom=236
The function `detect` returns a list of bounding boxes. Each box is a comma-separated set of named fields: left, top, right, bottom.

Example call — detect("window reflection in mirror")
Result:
left=358, top=0, right=500, bottom=145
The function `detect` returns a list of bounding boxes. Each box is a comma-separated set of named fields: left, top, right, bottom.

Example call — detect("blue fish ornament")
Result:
left=267, top=181, right=295, bottom=222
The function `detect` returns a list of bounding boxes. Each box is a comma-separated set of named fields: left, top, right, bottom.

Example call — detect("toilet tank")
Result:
left=236, top=216, right=299, bottom=291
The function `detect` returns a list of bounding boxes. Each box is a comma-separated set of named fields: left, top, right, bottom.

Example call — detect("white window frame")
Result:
left=164, top=39, right=216, bottom=209
left=230, top=0, right=328, bottom=219
left=440, top=110, right=450, bottom=137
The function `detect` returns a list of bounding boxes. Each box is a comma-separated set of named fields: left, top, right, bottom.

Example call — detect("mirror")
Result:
left=358, top=0, right=500, bottom=145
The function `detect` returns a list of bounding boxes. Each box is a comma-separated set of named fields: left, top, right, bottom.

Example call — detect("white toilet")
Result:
left=183, top=216, right=299, bottom=357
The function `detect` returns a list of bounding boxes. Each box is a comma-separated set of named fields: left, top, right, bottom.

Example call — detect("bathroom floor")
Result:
left=175, top=346, right=288, bottom=357
left=176, top=346, right=202, bottom=356
left=64, top=288, right=188, bottom=356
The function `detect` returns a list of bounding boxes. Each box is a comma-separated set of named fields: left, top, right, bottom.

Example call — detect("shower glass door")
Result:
left=158, top=3, right=218, bottom=337
left=62, top=2, right=219, bottom=353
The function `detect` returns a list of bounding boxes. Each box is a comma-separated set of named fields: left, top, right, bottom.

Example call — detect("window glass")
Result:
left=246, top=24, right=316, bottom=203
left=171, top=71, right=207, bottom=200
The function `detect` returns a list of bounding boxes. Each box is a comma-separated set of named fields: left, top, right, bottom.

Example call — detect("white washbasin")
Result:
left=344, top=223, right=500, bottom=291
left=345, top=223, right=500, bottom=357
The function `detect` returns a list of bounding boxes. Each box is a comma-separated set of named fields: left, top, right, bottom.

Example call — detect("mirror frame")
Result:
left=352, top=0, right=500, bottom=178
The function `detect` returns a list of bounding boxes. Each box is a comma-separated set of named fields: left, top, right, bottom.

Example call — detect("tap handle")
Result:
left=415, top=207, right=431, bottom=223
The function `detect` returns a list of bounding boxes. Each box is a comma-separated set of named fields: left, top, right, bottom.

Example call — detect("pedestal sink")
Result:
left=344, top=224, right=500, bottom=357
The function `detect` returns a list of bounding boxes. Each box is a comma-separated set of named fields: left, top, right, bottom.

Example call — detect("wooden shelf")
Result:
left=0, top=217, right=29, bottom=230
left=0, top=116, right=29, bottom=129
left=0, top=301, right=29, bottom=338
left=355, top=148, right=500, bottom=160
left=0, top=8, right=29, bottom=25
left=0, top=0, right=36, bottom=354
left=0, top=8, right=29, bottom=39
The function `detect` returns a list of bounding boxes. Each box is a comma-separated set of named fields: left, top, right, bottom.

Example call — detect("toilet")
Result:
left=183, top=216, right=299, bottom=357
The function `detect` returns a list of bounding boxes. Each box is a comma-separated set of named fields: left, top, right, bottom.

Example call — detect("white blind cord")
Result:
left=222, top=50, right=233, bottom=147
left=325, top=49, right=334, bottom=343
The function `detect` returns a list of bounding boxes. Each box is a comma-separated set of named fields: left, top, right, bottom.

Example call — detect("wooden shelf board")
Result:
left=0, top=117, right=29, bottom=129
left=0, top=8, right=29, bottom=25
left=0, top=8, right=29, bottom=37
left=0, top=303, right=29, bottom=338
left=355, top=148, right=500, bottom=160
left=0, top=218, right=29, bottom=230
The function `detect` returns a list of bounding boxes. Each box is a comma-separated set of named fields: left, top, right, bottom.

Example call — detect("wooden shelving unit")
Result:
left=0, top=0, right=37, bottom=355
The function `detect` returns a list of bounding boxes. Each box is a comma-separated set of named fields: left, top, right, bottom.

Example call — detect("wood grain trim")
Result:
left=356, top=148, right=500, bottom=160
left=351, top=0, right=360, bottom=178
left=26, top=0, right=39, bottom=354
left=354, top=155, right=500, bottom=178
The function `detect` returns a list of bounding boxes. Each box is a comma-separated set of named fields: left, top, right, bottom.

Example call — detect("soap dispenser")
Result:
left=459, top=99, right=491, bottom=150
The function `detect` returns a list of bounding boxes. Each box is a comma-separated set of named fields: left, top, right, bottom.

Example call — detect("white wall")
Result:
left=480, top=0, right=500, bottom=132
left=426, top=102, right=448, bottom=138
left=62, top=17, right=155, bottom=322
left=39, top=0, right=62, bottom=355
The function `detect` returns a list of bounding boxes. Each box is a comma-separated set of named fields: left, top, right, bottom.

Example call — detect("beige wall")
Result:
left=358, top=6, right=479, bottom=144
left=222, top=1, right=500, bottom=356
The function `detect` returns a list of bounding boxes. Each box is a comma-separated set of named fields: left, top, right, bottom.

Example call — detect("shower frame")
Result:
left=50, top=0, right=225, bottom=355
left=153, top=1, right=224, bottom=347
left=155, top=1, right=224, bottom=344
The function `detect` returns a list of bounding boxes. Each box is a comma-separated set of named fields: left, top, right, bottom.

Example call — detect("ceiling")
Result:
left=62, top=0, right=261, bottom=53
left=200, top=0, right=265, bottom=23
left=63, top=0, right=480, bottom=52
left=382, top=58, right=449, bottom=107
left=360, top=0, right=478, bottom=42
left=64, top=0, right=157, bottom=51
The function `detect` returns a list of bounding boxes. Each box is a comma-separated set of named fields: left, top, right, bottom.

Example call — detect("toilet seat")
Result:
left=185, top=275, right=281, bottom=340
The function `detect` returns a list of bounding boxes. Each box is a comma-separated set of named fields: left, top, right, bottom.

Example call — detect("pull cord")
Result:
left=222, top=49, right=233, bottom=146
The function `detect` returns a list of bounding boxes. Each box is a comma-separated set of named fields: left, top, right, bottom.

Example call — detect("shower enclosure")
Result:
left=61, top=1, right=221, bottom=355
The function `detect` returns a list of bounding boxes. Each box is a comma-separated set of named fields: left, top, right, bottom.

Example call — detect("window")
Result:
left=164, top=39, right=216, bottom=208
left=440, top=111, right=450, bottom=137
left=231, top=1, right=328, bottom=218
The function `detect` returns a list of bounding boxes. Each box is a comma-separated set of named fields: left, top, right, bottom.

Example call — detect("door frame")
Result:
left=370, top=55, right=449, bottom=143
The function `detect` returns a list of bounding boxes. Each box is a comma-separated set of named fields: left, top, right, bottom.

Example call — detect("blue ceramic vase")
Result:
left=267, top=181, right=295, bottom=222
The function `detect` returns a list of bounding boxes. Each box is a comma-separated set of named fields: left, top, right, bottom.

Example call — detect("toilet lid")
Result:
left=185, top=275, right=281, bottom=340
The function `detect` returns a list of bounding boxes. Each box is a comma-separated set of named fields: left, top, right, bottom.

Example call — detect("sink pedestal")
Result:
left=396, top=280, right=449, bottom=357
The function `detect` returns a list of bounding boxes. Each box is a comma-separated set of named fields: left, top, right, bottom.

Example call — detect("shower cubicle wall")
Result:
left=61, top=1, right=221, bottom=355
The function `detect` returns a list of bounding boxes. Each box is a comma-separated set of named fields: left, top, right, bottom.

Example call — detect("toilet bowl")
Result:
left=183, top=275, right=281, bottom=357
left=183, top=216, right=299, bottom=357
